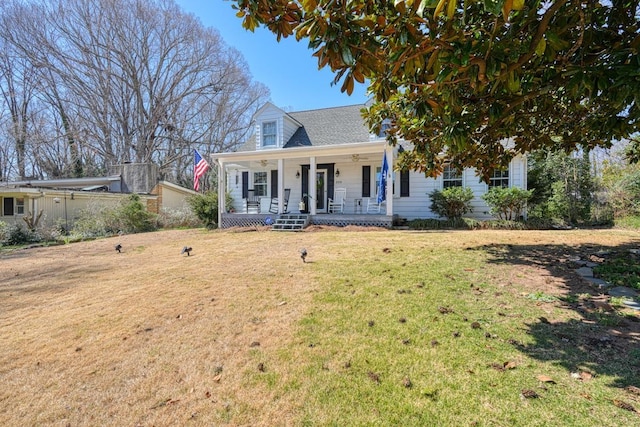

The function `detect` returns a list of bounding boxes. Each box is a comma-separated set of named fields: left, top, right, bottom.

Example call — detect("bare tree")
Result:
left=0, top=0, right=268, bottom=182
left=0, top=27, right=40, bottom=179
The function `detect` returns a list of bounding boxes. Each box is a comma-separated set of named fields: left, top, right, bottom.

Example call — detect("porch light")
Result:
left=335, top=169, right=340, bottom=177
left=296, top=170, right=300, bottom=179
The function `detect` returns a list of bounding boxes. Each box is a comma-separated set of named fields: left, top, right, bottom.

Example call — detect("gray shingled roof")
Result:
left=284, top=104, right=371, bottom=148
left=235, top=104, right=371, bottom=152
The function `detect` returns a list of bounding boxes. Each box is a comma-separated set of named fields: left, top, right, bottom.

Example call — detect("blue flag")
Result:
left=377, top=152, right=388, bottom=204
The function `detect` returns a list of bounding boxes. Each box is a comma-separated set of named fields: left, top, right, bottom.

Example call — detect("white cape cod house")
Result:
left=212, top=102, right=527, bottom=229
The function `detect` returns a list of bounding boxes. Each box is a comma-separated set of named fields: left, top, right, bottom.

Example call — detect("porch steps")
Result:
left=271, top=214, right=309, bottom=231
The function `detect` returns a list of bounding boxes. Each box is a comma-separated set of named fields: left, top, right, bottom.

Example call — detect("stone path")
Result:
left=574, top=251, right=639, bottom=311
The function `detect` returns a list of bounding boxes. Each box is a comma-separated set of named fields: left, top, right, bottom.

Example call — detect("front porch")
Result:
left=221, top=212, right=392, bottom=229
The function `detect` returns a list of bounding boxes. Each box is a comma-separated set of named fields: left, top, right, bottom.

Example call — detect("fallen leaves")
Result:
left=490, top=363, right=505, bottom=372
left=151, top=398, right=180, bottom=409
left=537, top=374, right=556, bottom=384
left=593, top=300, right=615, bottom=312
left=521, top=389, right=539, bottom=399
left=626, top=385, right=640, bottom=395
left=613, top=399, right=637, bottom=412
left=490, top=361, right=517, bottom=372
left=571, top=371, right=593, bottom=381
left=503, top=361, right=517, bottom=370
left=438, top=306, right=454, bottom=314
left=367, top=371, right=380, bottom=383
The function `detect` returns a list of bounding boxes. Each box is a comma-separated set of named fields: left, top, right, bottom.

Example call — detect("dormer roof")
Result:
left=236, top=103, right=371, bottom=152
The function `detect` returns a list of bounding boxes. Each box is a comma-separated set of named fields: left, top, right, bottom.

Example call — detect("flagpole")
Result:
left=384, top=146, right=392, bottom=216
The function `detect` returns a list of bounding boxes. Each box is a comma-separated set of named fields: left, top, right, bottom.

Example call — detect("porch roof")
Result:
left=212, top=140, right=387, bottom=164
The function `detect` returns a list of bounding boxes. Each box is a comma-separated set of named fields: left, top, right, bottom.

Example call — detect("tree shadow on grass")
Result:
left=472, top=240, right=640, bottom=389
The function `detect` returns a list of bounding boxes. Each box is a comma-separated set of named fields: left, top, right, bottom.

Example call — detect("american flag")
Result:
left=193, top=149, right=210, bottom=191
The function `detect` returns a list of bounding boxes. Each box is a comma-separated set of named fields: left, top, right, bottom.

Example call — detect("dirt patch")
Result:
left=303, top=224, right=386, bottom=232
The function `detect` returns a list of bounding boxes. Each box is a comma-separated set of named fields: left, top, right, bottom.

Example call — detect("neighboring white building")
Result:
left=212, top=102, right=527, bottom=229
left=0, top=163, right=198, bottom=229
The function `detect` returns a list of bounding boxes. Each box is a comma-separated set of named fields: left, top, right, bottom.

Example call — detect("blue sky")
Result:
left=176, top=0, right=370, bottom=112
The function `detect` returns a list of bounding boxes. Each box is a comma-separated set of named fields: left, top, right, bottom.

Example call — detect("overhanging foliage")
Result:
left=233, top=0, right=640, bottom=180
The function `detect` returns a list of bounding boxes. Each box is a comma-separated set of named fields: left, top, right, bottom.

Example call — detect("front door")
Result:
left=301, top=164, right=334, bottom=214
left=316, top=170, right=327, bottom=212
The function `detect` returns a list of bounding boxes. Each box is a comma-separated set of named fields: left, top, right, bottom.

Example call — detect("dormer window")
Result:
left=377, top=120, right=392, bottom=138
left=262, top=121, right=277, bottom=147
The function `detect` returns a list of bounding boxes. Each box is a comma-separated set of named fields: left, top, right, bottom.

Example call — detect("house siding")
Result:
left=0, top=192, right=131, bottom=228
left=282, top=116, right=300, bottom=146
left=218, top=103, right=529, bottom=224
left=226, top=155, right=527, bottom=218
left=151, top=183, right=196, bottom=211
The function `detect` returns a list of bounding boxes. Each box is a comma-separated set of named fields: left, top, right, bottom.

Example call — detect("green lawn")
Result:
left=251, top=230, right=640, bottom=426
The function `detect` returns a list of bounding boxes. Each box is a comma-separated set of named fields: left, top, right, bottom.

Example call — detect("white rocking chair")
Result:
left=366, top=198, right=384, bottom=214
left=328, top=188, right=346, bottom=213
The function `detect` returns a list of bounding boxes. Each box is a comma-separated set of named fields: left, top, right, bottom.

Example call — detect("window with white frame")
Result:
left=16, top=198, right=24, bottom=215
left=489, top=167, right=509, bottom=188
left=262, top=121, right=277, bottom=147
left=253, top=172, right=267, bottom=196
left=442, top=164, right=463, bottom=188
left=2, top=197, right=24, bottom=216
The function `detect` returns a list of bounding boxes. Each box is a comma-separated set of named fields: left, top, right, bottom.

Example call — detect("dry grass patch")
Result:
left=1, top=228, right=639, bottom=426
left=1, top=229, right=318, bottom=426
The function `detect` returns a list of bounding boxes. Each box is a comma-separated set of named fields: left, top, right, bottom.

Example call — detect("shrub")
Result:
left=0, top=223, right=40, bottom=246
left=614, top=215, right=640, bottom=229
left=429, top=187, right=474, bottom=220
left=187, top=191, right=234, bottom=229
left=72, top=201, right=119, bottom=238
left=0, top=221, right=7, bottom=241
left=408, top=218, right=473, bottom=230
left=115, top=194, right=158, bottom=233
left=157, top=207, right=200, bottom=229
left=482, top=187, right=533, bottom=220
left=606, top=169, right=640, bottom=217
left=72, top=195, right=157, bottom=237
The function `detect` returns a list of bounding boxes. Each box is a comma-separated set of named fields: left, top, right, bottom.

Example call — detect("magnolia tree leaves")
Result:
left=233, top=0, right=639, bottom=180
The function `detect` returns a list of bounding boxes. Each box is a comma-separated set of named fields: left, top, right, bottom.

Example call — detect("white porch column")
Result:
left=277, top=158, right=284, bottom=213
left=385, top=147, right=393, bottom=216
left=309, top=156, right=317, bottom=215
left=217, top=160, right=225, bottom=227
